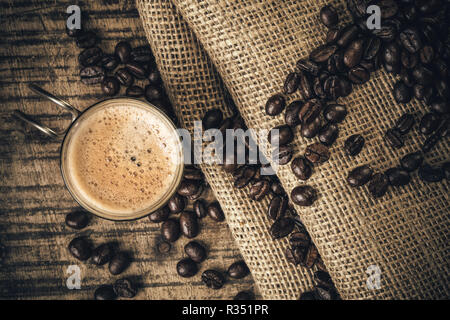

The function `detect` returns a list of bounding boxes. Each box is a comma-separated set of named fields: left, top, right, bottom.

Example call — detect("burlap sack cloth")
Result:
left=137, top=0, right=449, bottom=299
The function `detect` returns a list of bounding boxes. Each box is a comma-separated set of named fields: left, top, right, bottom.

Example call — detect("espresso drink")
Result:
left=63, top=99, right=182, bottom=219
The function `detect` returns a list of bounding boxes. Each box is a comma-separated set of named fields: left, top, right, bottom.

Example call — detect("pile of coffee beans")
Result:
left=66, top=21, right=175, bottom=122
left=265, top=2, right=449, bottom=201
left=298, top=270, right=340, bottom=300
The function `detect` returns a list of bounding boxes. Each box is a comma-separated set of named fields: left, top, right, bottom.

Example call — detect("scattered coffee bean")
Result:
left=184, top=241, right=207, bottom=263
left=157, top=241, right=171, bottom=254
left=348, top=66, right=370, bottom=84
left=130, top=45, right=154, bottom=64
left=207, top=201, right=225, bottom=222
left=337, top=25, right=358, bottom=47
left=267, top=196, right=288, bottom=220
left=265, top=94, right=286, bottom=116
left=113, top=278, right=137, bottom=298
left=385, top=167, right=411, bottom=186
left=115, top=68, right=134, bottom=87
left=161, top=218, right=181, bottom=242
left=320, top=5, right=338, bottom=28
left=400, top=28, right=422, bottom=54
left=115, top=41, right=132, bottom=64
left=228, top=260, right=250, bottom=279
left=249, top=179, right=270, bottom=201
left=304, top=244, right=319, bottom=268
left=323, top=104, right=347, bottom=123
left=301, top=116, right=321, bottom=138
left=65, top=211, right=89, bottom=230
left=101, top=77, right=120, bottom=96
left=92, top=243, right=114, bottom=266
left=318, top=123, right=338, bottom=146
left=395, top=113, right=415, bottom=135
left=80, top=66, right=105, bottom=85
left=109, top=252, right=131, bottom=275
left=167, top=193, right=185, bottom=213
left=418, top=164, right=444, bottom=183
left=202, top=270, right=226, bottom=289
left=367, top=173, right=389, bottom=198
left=100, top=54, right=119, bottom=71
left=344, top=134, right=365, bottom=157
left=270, top=180, right=286, bottom=196
left=344, top=38, right=365, bottom=68
left=144, top=84, right=164, bottom=102
left=285, top=100, right=303, bottom=127
left=283, top=72, right=300, bottom=94
left=297, top=59, right=320, bottom=76
left=78, top=46, right=103, bottom=67
left=148, top=69, right=162, bottom=85
left=299, top=99, right=322, bottom=124
left=393, top=81, right=412, bottom=104
left=285, top=246, right=306, bottom=266
left=291, top=157, right=313, bottom=181
left=385, top=128, right=404, bottom=149
left=400, top=152, right=423, bottom=172
left=274, top=145, right=293, bottom=165
left=179, top=211, right=199, bottom=239
left=94, top=285, right=117, bottom=300
left=305, top=143, right=330, bottom=164
left=310, top=45, right=338, bottom=64
left=177, top=180, right=201, bottom=197
left=268, top=125, right=294, bottom=145
left=347, top=165, right=373, bottom=187
left=68, top=237, right=92, bottom=261
left=291, top=186, right=317, bottom=206
left=176, top=258, right=198, bottom=278
left=126, top=85, right=144, bottom=97
left=270, top=217, right=295, bottom=239
left=125, top=61, right=147, bottom=79
left=193, top=199, right=207, bottom=219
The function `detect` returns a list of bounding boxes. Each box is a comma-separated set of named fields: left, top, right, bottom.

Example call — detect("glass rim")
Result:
left=60, top=97, right=184, bottom=221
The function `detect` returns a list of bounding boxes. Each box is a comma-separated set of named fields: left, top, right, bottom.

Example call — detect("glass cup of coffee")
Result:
left=14, top=84, right=184, bottom=221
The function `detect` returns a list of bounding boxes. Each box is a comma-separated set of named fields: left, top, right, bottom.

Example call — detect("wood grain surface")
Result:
left=0, top=0, right=258, bottom=300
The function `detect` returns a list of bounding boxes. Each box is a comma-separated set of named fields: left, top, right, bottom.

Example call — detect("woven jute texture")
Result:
left=136, top=0, right=318, bottom=300
left=137, top=0, right=450, bottom=299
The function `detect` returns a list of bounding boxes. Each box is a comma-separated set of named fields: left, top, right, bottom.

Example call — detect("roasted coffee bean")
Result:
left=285, top=100, right=303, bottom=127
left=76, top=31, right=97, bottom=48
left=270, top=217, right=295, bottom=239
left=193, top=199, right=207, bottom=219
left=347, top=165, right=373, bottom=187
left=161, top=218, right=181, bottom=242
left=270, top=180, right=286, bottom=196
left=344, top=39, right=365, bottom=68
left=291, top=157, right=313, bottom=181
left=125, top=85, right=144, bottom=97
left=79, top=46, right=103, bottom=67
left=313, top=77, right=326, bottom=99
left=400, top=69, right=415, bottom=88
left=344, top=134, right=364, bottom=157
left=179, top=211, right=199, bottom=238
left=400, top=28, right=422, bottom=54
left=274, top=145, right=293, bottom=165
left=66, top=26, right=82, bottom=37
left=368, top=173, right=389, bottom=198
left=115, top=41, right=132, bottom=64
left=299, top=291, right=316, bottom=300
left=323, top=75, right=342, bottom=100
left=385, top=168, right=410, bottom=186
left=326, top=28, right=341, bottom=44
left=435, top=80, right=450, bottom=101
left=157, top=241, right=171, bottom=254
left=101, top=77, right=120, bottom=96
left=265, top=94, right=285, bottom=116
left=327, top=52, right=346, bottom=74
left=115, top=68, right=134, bottom=87
left=337, top=25, right=359, bottom=47
left=65, top=211, right=89, bottom=230
left=298, top=72, right=314, bottom=100
left=393, top=81, right=412, bottom=104
left=183, top=166, right=203, bottom=180
left=125, top=61, right=147, bottom=79
left=177, top=180, right=201, bottom=197
left=385, top=129, right=404, bottom=149
left=177, top=258, right=198, bottom=278
left=92, top=243, right=114, bottom=265
left=268, top=125, right=294, bottom=145
left=314, top=285, right=336, bottom=300
left=304, top=244, right=319, bottom=268
left=319, top=123, right=338, bottom=146
left=395, top=113, right=415, bottom=135
left=413, top=84, right=432, bottom=102
left=202, top=270, right=226, bottom=289
left=100, top=54, right=119, bottom=71
left=296, top=59, right=320, bottom=76
left=130, top=46, right=154, bottom=64
left=148, top=206, right=170, bottom=223
left=384, top=61, right=401, bottom=74
left=310, top=45, right=338, bottom=63
left=228, top=260, right=250, bottom=279
left=301, top=115, right=322, bottom=138
left=339, top=77, right=352, bottom=97
left=283, top=72, right=300, bottom=94
left=233, top=166, right=257, bottom=189
left=109, top=252, right=131, bottom=275
left=378, top=0, right=398, bottom=18
left=364, top=37, right=381, bottom=60
left=348, top=66, right=370, bottom=84
left=148, top=69, right=162, bottom=85
left=305, top=143, right=330, bottom=164
left=113, top=278, right=137, bottom=298
left=418, top=164, right=444, bottom=183
left=430, top=100, right=449, bottom=114
left=68, top=237, right=92, bottom=261
left=299, top=99, right=322, bottom=124
left=207, top=201, right=225, bottom=222
left=401, top=51, right=419, bottom=69
left=443, top=162, right=450, bottom=181
left=94, top=285, right=117, bottom=300
left=167, top=193, right=185, bottom=213
left=144, top=85, right=164, bottom=102
left=234, top=291, right=254, bottom=300
left=320, top=5, right=338, bottom=28
left=323, top=104, right=347, bottom=123
left=267, top=196, right=288, bottom=220
left=291, top=186, right=317, bottom=206
left=412, top=65, right=434, bottom=86
left=290, top=231, right=310, bottom=248
left=400, top=152, right=423, bottom=172
left=314, top=270, right=333, bottom=288
left=383, top=42, right=401, bottom=66
left=202, top=109, right=223, bottom=130
left=184, top=241, right=207, bottom=263
left=249, top=179, right=270, bottom=201
left=372, top=20, right=398, bottom=42
left=419, top=46, right=434, bottom=64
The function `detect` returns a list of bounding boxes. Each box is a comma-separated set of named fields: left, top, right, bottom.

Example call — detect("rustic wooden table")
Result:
left=0, top=0, right=257, bottom=300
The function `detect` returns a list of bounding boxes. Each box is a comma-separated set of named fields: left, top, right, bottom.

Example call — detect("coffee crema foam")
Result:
left=66, top=104, right=179, bottom=215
